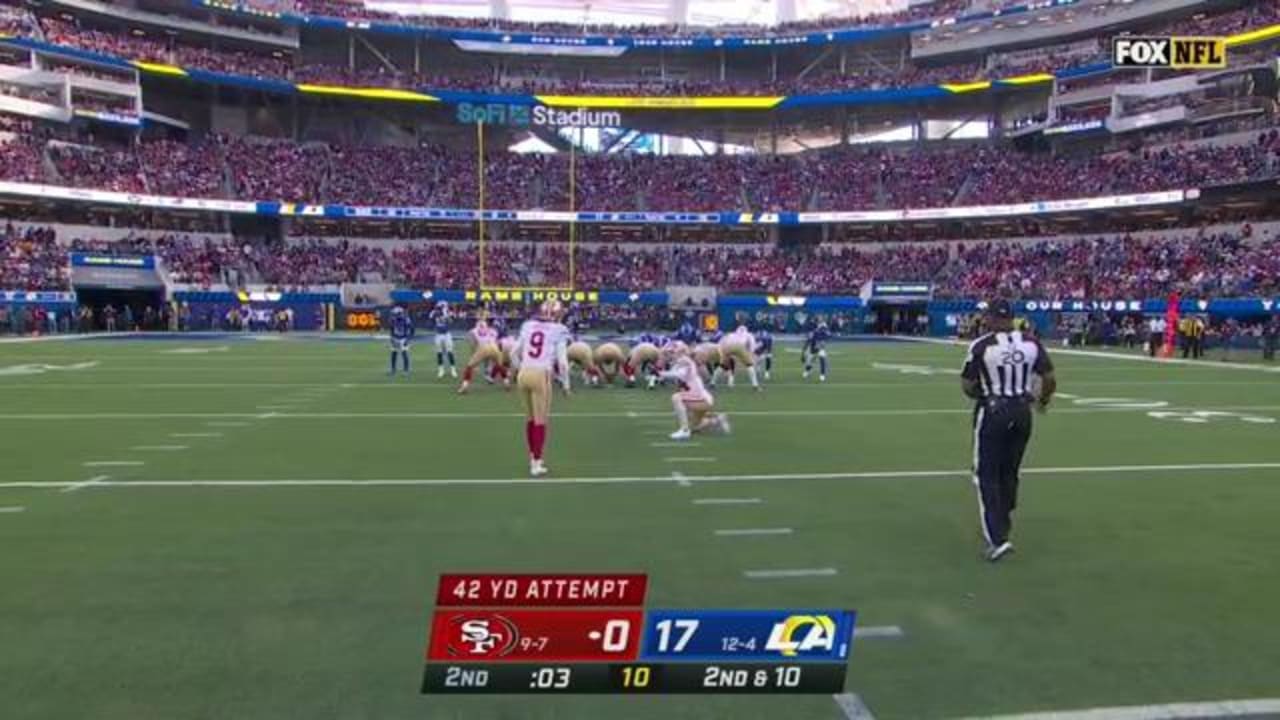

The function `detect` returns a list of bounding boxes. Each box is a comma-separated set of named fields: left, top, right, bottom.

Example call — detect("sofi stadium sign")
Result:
left=455, top=102, right=621, bottom=128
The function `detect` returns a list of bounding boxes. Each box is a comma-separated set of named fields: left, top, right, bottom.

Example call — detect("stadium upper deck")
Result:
left=2, top=0, right=1276, bottom=110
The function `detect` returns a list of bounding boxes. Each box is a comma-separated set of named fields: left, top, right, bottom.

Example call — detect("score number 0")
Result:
left=589, top=619, right=633, bottom=652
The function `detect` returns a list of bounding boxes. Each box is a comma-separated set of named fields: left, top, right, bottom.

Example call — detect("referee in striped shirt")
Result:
left=961, top=300, right=1057, bottom=562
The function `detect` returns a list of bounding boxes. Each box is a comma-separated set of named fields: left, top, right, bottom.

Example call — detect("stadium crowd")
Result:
left=19, top=2, right=1279, bottom=97
left=285, top=0, right=974, bottom=36
left=6, top=130, right=1280, bottom=212
left=3, top=224, right=1277, bottom=300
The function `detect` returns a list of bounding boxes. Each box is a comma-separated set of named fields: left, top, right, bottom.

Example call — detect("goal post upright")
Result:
left=476, top=119, right=486, bottom=290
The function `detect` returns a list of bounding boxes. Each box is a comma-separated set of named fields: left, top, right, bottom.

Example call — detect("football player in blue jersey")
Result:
left=755, top=329, right=774, bottom=381
left=430, top=301, right=457, bottom=379
left=803, top=322, right=830, bottom=382
left=388, top=306, right=414, bottom=376
left=676, top=318, right=700, bottom=345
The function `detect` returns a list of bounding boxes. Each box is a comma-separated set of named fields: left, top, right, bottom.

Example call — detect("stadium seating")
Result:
left=13, top=130, right=1279, bottom=212
left=6, top=225, right=1277, bottom=298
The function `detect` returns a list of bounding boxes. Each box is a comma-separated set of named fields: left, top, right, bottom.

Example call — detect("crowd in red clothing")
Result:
left=0, top=226, right=67, bottom=290
left=5, top=223, right=1278, bottom=301
left=6, top=131, right=1278, bottom=213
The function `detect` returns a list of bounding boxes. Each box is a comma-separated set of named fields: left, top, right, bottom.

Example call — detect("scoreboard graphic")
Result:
left=421, top=573, right=858, bottom=694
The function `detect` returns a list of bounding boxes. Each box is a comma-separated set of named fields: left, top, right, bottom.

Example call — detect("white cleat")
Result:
left=437, top=367, right=445, bottom=379
left=985, top=542, right=1015, bottom=562
left=450, top=368, right=458, bottom=378
left=802, top=371, right=810, bottom=379
left=530, top=460, right=548, bottom=477
left=820, top=375, right=827, bottom=383
left=717, top=414, right=731, bottom=435
left=669, top=428, right=692, bottom=441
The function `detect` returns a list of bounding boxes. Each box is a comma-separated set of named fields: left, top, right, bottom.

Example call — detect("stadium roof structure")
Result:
left=363, top=0, right=906, bottom=28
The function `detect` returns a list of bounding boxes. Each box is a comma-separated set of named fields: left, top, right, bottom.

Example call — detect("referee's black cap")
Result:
left=985, top=299, right=1014, bottom=319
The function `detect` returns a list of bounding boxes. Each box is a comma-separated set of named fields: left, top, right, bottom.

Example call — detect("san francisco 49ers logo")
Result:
left=446, top=614, right=520, bottom=659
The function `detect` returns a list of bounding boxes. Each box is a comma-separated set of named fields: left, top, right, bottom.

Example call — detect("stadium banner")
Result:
left=930, top=298, right=1280, bottom=315
left=391, top=289, right=669, bottom=305
left=0, top=290, right=77, bottom=305
left=719, top=295, right=863, bottom=309
left=0, top=180, right=1191, bottom=226
left=172, top=290, right=340, bottom=303
left=867, top=282, right=933, bottom=302
left=197, top=0, right=1082, bottom=50
left=0, top=180, right=258, bottom=214
left=70, top=253, right=156, bottom=269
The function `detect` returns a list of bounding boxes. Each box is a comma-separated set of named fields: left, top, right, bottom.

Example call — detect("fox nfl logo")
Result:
left=1112, top=36, right=1227, bottom=69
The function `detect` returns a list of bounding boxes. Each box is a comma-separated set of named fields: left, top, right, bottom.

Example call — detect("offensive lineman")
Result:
left=512, top=300, right=572, bottom=477
left=624, top=335, right=662, bottom=389
left=430, top=301, right=458, bottom=378
left=388, top=306, right=414, bottom=376
left=593, top=341, right=626, bottom=385
left=567, top=338, right=600, bottom=388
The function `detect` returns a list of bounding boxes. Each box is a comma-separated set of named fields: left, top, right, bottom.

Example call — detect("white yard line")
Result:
left=130, top=445, right=189, bottom=451
left=206, top=421, right=251, bottom=427
left=671, top=471, right=692, bottom=488
left=834, top=693, right=878, bottom=720
left=81, top=461, right=143, bottom=467
left=0, top=505, right=25, bottom=513
left=692, top=498, right=763, bottom=505
left=652, top=441, right=701, bottom=448
left=4, top=461, right=1279, bottom=490
left=3, top=405, right=1280, bottom=421
left=663, top=457, right=717, bottom=463
left=744, top=568, right=838, bottom=579
left=61, top=475, right=109, bottom=493
left=906, top=336, right=1280, bottom=374
left=714, top=528, right=793, bottom=537
left=169, top=432, right=222, bottom=438
left=856, top=625, right=906, bottom=639
left=957, top=698, right=1280, bottom=720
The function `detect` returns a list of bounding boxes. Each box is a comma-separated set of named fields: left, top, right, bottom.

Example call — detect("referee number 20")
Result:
left=621, top=666, right=651, bottom=688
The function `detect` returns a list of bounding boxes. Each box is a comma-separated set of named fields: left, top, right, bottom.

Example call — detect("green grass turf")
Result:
left=1, top=334, right=1278, bottom=719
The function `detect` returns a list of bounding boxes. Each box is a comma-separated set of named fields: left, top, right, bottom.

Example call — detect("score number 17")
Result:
left=654, top=619, right=700, bottom=653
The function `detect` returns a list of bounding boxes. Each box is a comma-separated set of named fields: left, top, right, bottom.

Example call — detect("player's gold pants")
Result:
left=518, top=367, right=553, bottom=423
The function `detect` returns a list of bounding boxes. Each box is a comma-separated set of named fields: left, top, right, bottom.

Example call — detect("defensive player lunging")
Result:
left=430, top=301, right=458, bottom=379
left=755, top=329, right=774, bottom=381
left=512, top=300, right=571, bottom=477
left=802, top=322, right=830, bottom=382
left=661, top=342, right=730, bottom=440
left=388, top=306, right=414, bottom=376
left=457, top=318, right=502, bottom=393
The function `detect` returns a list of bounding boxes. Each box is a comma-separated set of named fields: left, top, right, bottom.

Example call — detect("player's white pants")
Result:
left=435, top=334, right=454, bottom=352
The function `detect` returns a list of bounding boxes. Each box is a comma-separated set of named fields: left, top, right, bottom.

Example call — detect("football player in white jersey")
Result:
left=457, top=318, right=501, bottom=394
left=512, top=300, right=572, bottom=477
left=660, top=341, right=730, bottom=440
left=718, top=325, right=761, bottom=390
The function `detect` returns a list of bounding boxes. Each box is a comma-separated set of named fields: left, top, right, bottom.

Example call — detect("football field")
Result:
left=1, top=334, right=1278, bottom=720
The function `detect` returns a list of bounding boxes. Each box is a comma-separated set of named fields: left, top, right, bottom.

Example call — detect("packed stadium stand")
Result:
left=1, top=0, right=1279, bottom=340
